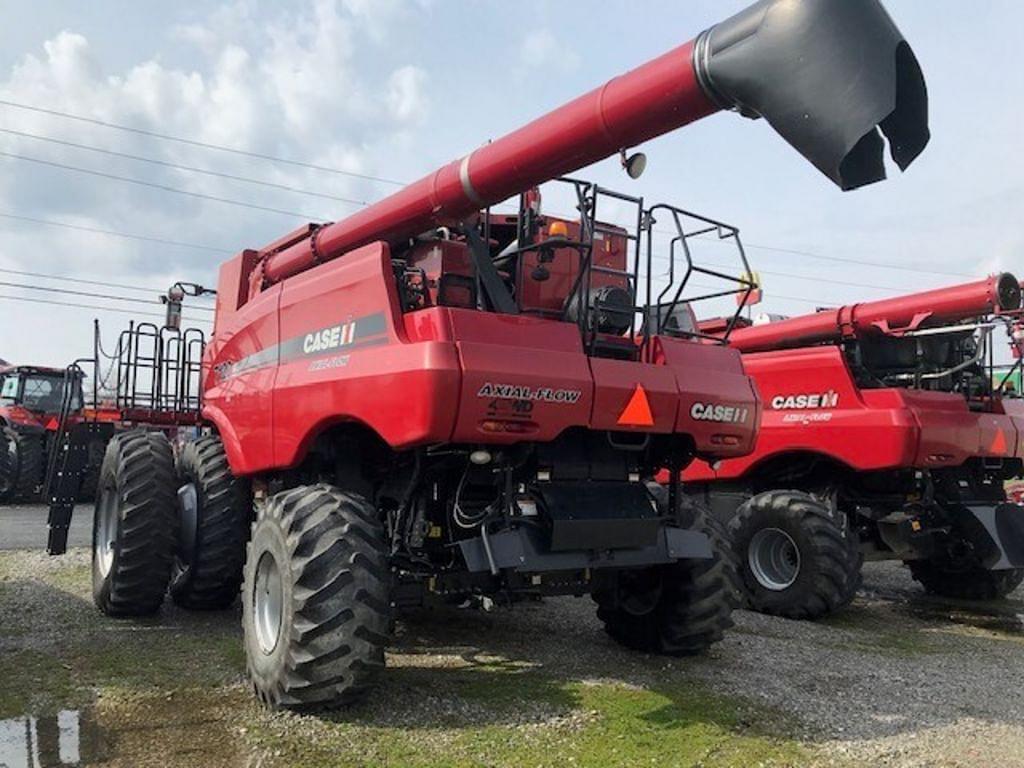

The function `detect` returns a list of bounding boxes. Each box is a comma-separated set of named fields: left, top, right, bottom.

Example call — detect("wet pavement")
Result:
left=0, top=709, right=103, bottom=768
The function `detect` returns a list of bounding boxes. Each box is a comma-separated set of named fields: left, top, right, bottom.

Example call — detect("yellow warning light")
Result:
left=548, top=220, right=569, bottom=239
left=911, top=519, right=922, bottom=532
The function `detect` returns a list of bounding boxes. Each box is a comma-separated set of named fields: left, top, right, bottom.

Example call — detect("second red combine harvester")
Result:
left=686, top=276, right=1024, bottom=618
left=47, top=0, right=929, bottom=709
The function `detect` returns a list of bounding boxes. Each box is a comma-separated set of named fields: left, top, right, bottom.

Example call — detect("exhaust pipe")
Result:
left=696, top=0, right=929, bottom=190
left=257, top=0, right=929, bottom=288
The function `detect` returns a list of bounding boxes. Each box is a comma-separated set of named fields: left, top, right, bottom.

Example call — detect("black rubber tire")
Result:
left=243, top=484, right=391, bottom=710
left=0, top=426, right=43, bottom=502
left=77, top=438, right=107, bottom=502
left=908, top=561, right=1024, bottom=600
left=730, top=490, right=861, bottom=620
left=170, top=436, right=251, bottom=610
left=91, top=430, right=178, bottom=617
left=594, top=490, right=737, bottom=656
left=0, top=426, right=15, bottom=502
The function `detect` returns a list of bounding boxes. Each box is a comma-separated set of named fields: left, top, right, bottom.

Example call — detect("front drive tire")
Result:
left=730, top=490, right=861, bottom=620
left=92, top=430, right=178, bottom=616
left=908, top=561, right=1024, bottom=600
left=0, top=426, right=43, bottom=502
left=170, top=436, right=251, bottom=610
left=243, top=484, right=391, bottom=711
left=594, top=497, right=737, bottom=656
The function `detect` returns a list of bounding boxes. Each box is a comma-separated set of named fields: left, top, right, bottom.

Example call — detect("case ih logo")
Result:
left=769, top=390, right=840, bottom=410
left=477, top=383, right=582, bottom=404
left=303, top=321, right=357, bottom=354
left=689, top=402, right=749, bottom=424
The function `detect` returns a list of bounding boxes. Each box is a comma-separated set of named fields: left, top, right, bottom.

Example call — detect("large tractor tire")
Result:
left=594, top=489, right=737, bottom=656
left=908, top=561, right=1024, bottom=601
left=91, top=430, right=178, bottom=617
left=0, top=426, right=43, bottom=502
left=730, top=490, right=861, bottom=620
left=243, top=484, right=391, bottom=710
left=170, top=436, right=251, bottom=610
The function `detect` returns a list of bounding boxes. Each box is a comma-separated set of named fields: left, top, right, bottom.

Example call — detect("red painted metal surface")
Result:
left=257, top=40, right=716, bottom=288
left=727, top=275, right=1016, bottom=354
left=685, top=331, right=1024, bottom=485
left=204, top=244, right=760, bottom=473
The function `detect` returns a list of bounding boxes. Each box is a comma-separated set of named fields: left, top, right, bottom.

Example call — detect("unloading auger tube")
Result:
left=727, top=273, right=1023, bottom=354
left=253, top=0, right=929, bottom=290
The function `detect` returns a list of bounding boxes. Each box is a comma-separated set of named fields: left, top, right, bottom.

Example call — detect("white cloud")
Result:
left=0, top=0, right=430, bottom=366
left=518, top=29, right=580, bottom=74
left=387, top=65, right=428, bottom=123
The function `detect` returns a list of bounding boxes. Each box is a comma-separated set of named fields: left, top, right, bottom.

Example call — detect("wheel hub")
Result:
left=748, top=527, right=800, bottom=591
left=253, top=551, right=284, bottom=654
left=95, top=487, right=118, bottom=578
left=617, top=569, right=664, bottom=616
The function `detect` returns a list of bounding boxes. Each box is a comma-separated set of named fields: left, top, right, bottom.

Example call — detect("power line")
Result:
left=0, top=98, right=405, bottom=186
left=0, top=280, right=215, bottom=311
left=0, top=151, right=329, bottom=220
left=0, top=127, right=371, bottom=207
left=725, top=239, right=976, bottom=279
left=0, top=211, right=232, bottom=253
left=0, top=293, right=211, bottom=323
left=0, top=101, right=980, bottom=283
left=0, top=266, right=212, bottom=298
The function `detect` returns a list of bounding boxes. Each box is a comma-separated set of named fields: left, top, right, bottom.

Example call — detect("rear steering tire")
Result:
left=730, top=490, right=861, bottom=620
left=169, top=436, right=251, bottom=610
left=594, top=491, right=737, bottom=656
left=908, top=561, right=1024, bottom=600
left=243, top=484, right=391, bottom=710
left=91, top=430, right=178, bottom=617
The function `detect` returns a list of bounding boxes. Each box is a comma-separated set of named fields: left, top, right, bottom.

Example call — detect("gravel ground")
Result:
left=1, top=516, right=1023, bottom=766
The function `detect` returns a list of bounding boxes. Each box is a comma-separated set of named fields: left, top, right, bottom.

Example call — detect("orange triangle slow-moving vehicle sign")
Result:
left=990, top=428, right=1008, bottom=456
left=617, top=384, right=654, bottom=427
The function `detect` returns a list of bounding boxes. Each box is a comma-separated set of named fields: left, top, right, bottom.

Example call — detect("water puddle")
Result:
left=0, top=710, right=104, bottom=768
left=903, top=601, right=1024, bottom=634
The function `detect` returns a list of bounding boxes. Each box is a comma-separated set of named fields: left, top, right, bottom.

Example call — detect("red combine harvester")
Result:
left=47, top=0, right=929, bottom=709
left=0, top=364, right=100, bottom=502
left=685, top=276, right=1024, bottom=618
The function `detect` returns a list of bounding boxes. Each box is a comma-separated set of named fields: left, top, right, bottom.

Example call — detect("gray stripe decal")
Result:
left=216, top=311, right=388, bottom=381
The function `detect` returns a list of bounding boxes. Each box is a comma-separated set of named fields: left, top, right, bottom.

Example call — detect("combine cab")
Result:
left=48, top=0, right=929, bottom=709
left=685, top=276, right=1024, bottom=617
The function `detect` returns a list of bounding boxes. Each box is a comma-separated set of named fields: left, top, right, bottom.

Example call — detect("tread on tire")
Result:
left=91, top=430, right=178, bottom=617
left=243, top=483, right=391, bottom=711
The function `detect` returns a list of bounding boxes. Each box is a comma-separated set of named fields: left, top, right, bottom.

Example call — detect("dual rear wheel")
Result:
left=91, top=431, right=250, bottom=615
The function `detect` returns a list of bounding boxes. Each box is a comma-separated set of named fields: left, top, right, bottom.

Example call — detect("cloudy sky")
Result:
left=0, top=0, right=1021, bottom=369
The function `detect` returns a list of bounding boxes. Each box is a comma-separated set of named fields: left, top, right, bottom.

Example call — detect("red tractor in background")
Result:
left=685, top=276, right=1024, bottom=618
left=47, top=0, right=929, bottom=710
left=0, top=364, right=104, bottom=502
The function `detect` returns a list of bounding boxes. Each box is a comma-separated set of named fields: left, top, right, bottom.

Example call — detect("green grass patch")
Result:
left=247, top=666, right=808, bottom=768
left=0, top=650, right=82, bottom=718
